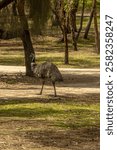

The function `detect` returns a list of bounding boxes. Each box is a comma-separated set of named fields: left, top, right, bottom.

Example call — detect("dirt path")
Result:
left=0, top=66, right=100, bottom=99
left=0, top=65, right=100, bottom=74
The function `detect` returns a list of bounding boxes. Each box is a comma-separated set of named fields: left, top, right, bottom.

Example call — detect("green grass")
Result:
left=0, top=51, right=100, bottom=68
left=0, top=36, right=100, bottom=68
left=0, top=99, right=99, bottom=129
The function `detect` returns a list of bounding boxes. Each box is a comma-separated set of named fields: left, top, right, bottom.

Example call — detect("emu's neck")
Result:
left=31, top=63, right=37, bottom=72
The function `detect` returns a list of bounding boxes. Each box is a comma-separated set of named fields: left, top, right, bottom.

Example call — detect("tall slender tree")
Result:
left=93, top=0, right=100, bottom=54
left=69, top=0, right=85, bottom=51
left=69, top=0, right=79, bottom=51
left=84, top=0, right=95, bottom=39
left=51, top=0, right=69, bottom=64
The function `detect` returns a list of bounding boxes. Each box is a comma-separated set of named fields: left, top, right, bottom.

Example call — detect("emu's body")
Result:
left=31, top=61, right=63, bottom=96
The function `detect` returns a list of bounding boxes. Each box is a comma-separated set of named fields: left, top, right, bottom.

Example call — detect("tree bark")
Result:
left=93, top=0, right=100, bottom=54
left=17, top=0, right=35, bottom=76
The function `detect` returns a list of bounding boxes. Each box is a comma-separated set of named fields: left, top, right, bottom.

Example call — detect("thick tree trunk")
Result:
left=20, top=30, right=35, bottom=76
left=93, top=0, right=100, bottom=54
left=17, top=0, right=35, bottom=76
left=84, top=0, right=95, bottom=39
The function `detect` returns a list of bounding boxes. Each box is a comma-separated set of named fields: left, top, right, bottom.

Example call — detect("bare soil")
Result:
left=0, top=66, right=100, bottom=150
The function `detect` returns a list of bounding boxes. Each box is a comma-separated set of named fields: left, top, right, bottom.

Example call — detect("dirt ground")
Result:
left=0, top=66, right=99, bottom=98
left=0, top=66, right=100, bottom=150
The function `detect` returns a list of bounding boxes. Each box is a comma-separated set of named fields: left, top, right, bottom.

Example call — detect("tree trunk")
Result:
left=63, top=11, right=69, bottom=64
left=69, top=1, right=79, bottom=51
left=84, top=0, right=95, bottom=39
left=70, top=11, right=78, bottom=51
left=76, top=0, right=85, bottom=41
left=21, top=30, right=35, bottom=76
left=66, top=15, right=71, bottom=33
left=51, top=0, right=69, bottom=64
left=93, top=0, right=100, bottom=54
left=64, top=25, right=69, bottom=64
left=70, top=0, right=85, bottom=51
left=17, top=0, right=35, bottom=76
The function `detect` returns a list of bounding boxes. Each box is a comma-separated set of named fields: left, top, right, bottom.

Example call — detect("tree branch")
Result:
left=0, top=0, right=14, bottom=10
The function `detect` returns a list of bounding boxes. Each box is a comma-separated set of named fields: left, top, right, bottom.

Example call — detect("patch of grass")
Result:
left=0, top=55, right=24, bottom=66
left=0, top=25, right=100, bottom=68
left=0, top=100, right=99, bottom=129
left=0, top=48, right=100, bottom=68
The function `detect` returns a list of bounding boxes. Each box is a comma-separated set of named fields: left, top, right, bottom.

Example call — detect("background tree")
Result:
left=51, top=0, right=69, bottom=64
left=28, top=0, right=50, bottom=35
left=69, top=0, right=79, bottom=51
left=66, top=0, right=85, bottom=51
left=93, top=0, right=100, bottom=54
left=84, top=0, right=95, bottom=39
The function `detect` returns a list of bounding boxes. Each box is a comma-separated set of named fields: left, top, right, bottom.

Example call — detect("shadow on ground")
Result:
left=0, top=92, right=99, bottom=105
left=0, top=72, right=99, bottom=88
left=21, top=126, right=99, bottom=150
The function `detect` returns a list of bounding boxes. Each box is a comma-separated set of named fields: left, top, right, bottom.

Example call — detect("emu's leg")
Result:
left=52, top=82, right=57, bottom=97
left=40, top=80, right=45, bottom=95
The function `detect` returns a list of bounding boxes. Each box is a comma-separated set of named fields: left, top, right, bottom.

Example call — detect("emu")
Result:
left=31, top=61, right=63, bottom=97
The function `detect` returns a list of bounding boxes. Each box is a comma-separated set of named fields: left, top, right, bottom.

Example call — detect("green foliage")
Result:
left=27, top=0, right=50, bottom=34
left=0, top=0, right=51, bottom=34
left=0, top=5, right=19, bottom=31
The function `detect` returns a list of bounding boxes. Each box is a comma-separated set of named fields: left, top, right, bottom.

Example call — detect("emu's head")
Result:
left=30, top=53, right=36, bottom=72
left=31, top=62, right=37, bottom=72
